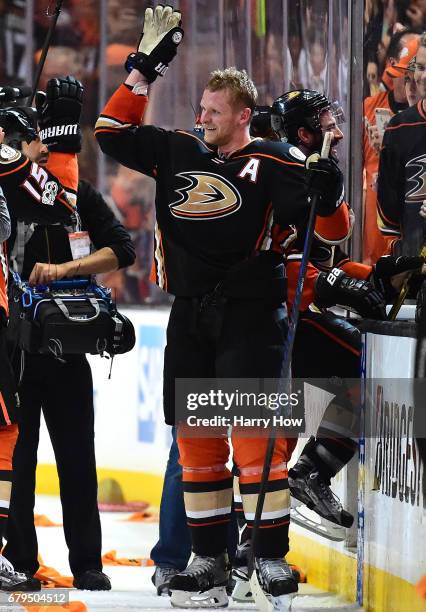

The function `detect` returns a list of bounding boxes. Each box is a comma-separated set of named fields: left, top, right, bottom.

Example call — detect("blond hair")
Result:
left=205, top=67, right=258, bottom=111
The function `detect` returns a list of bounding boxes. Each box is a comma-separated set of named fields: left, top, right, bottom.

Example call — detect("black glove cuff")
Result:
left=125, top=52, right=161, bottom=83
left=39, top=120, right=82, bottom=153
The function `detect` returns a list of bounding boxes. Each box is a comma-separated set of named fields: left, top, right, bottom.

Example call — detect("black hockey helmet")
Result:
left=0, top=106, right=38, bottom=148
left=271, top=89, right=343, bottom=143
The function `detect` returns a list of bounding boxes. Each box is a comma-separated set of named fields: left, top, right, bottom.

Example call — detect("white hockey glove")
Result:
left=125, top=4, right=183, bottom=83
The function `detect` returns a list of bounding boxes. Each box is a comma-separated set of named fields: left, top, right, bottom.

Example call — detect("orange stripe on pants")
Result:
left=0, top=424, right=18, bottom=470
left=0, top=391, right=12, bottom=426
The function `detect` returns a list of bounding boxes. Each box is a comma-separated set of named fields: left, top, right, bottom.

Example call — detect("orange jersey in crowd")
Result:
left=363, top=91, right=395, bottom=264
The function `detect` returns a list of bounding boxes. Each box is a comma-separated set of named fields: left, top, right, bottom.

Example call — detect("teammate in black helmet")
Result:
left=270, top=89, right=345, bottom=164
left=268, top=90, right=424, bottom=533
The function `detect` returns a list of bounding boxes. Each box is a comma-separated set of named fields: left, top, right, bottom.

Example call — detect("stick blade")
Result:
left=249, top=571, right=274, bottom=612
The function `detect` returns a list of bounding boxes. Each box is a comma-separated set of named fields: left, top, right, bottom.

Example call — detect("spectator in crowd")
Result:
left=288, top=29, right=307, bottom=89
left=405, top=57, right=420, bottom=104
left=366, top=57, right=381, bottom=96
left=377, top=31, right=426, bottom=257
left=0, top=0, right=27, bottom=84
left=337, top=13, right=349, bottom=104
left=68, top=0, right=99, bottom=47
left=363, top=30, right=418, bottom=264
left=305, top=29, right=327, bottom=93
left=263, top=31, right=289, bottom=105
left=406, top=0, right=426, bottom=30
left=33, top=47, right=84, bottom=93
left=107, top=0, right=139, bottom=45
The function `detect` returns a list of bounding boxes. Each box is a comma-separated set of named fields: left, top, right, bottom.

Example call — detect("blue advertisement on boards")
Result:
left=138, top=325, right=166, bottom=443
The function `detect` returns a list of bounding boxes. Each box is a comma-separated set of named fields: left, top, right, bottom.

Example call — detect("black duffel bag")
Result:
left=10, top=273, right=135, bottom=359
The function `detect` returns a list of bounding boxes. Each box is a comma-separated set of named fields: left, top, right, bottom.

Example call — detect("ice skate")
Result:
left=0, top=555, right=40, bottom=592
left=151, top=566, right=180, bottom=596
left=253, top=557, right=298, bottom=611
left=289, top=456, right=354, bottom=528
left=290, top=497, right=347, bottom=541
left=231, top=540, right=253, bottom=603
left=169, top=552, right=229, bottom=608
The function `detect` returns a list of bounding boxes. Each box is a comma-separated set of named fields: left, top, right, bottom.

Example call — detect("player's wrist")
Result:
left=125, top=70, right=149, bottom=93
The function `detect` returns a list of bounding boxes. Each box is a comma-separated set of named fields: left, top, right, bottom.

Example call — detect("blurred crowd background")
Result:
left=364, top=0, right=426, bottom=97
left=1, top=1, right=424, bottom=305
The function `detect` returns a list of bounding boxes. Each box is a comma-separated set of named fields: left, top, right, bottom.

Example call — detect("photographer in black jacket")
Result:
left=2, top=77, right=135, bottom=591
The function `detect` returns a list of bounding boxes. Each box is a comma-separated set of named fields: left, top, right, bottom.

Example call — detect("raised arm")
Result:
left=95, top=5, right=183, bottom=174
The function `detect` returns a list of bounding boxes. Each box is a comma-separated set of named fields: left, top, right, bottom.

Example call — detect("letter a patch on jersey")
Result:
left=238, top=157, right=260, bottom=183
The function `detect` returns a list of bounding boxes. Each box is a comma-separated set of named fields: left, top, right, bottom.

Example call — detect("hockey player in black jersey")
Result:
left=0, top=110, right=76, bottom=225
left=377, top=31, right=426, bottom=257
left=95, top=5, right=345, bottom=609
left=229, top=89, right=426, bottom=605
left=270, top=90, right=425, bottom=532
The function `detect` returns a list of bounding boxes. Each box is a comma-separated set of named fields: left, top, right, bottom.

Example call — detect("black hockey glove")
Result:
left=125, top=4, right=183, bottom=83
left=0, top=108, right=37, bottom=144
left=370, top=255, right=425, bottom=301
left=314, top=267, right=386, bottom=320
left=305, top=155, right=344, bottom=216
left=35, top=76, right=83, bottom=153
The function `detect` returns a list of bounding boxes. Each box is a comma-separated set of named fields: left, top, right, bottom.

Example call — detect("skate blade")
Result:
left=290, top=506, right=346, bottom=542
left=170, top=586, right=228, bottom=608
left=271, top=594, right=294, bottom=611
left=250, top=572, right=295, bottom=612
left=231, top=577, right=253, bottom=603
left=249, top=571, right=274, bottom=612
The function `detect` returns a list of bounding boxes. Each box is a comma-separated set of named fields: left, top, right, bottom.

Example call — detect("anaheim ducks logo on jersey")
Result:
left=406, top=153, right=426, bottom=201
left=170, top=171, right=242, bottom=220
left=0, top=144, right=21, bottom=164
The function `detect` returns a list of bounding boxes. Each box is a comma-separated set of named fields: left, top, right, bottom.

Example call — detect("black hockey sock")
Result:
left=190, top=521, right=229, bottom=557
left=296, top=436, right=356, bottom=480
left=246, top=521, right=290, bottom=558
left=315, top=437, right=357, bottom=476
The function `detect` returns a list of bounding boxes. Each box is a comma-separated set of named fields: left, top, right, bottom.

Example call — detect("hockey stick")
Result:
left=248, top=132, right=333, bottom=612
left=30, top=0, right=65, bottom=104
left=387, top=243, right=426, bottom=321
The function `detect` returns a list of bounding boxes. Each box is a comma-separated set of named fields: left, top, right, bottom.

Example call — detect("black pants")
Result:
left=0, top=331, right=18, bottom=426
left=163, top=295, right=288, bottom=425
left=4, top=353, right=102, bottom=577
left=292, top=310, right=362, bottom=476
left=164, top=295, right=294, bottom=558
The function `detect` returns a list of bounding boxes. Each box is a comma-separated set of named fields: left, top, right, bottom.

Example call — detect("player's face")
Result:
left=319, top=109, right=343, bottom=156
left=405, top=71, right=419, bottom=106
left=414, top=46, right=426, bottom=100
left=200, top=88, right=247, bottom=148
left=22, top=137, right=49, bottom=165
